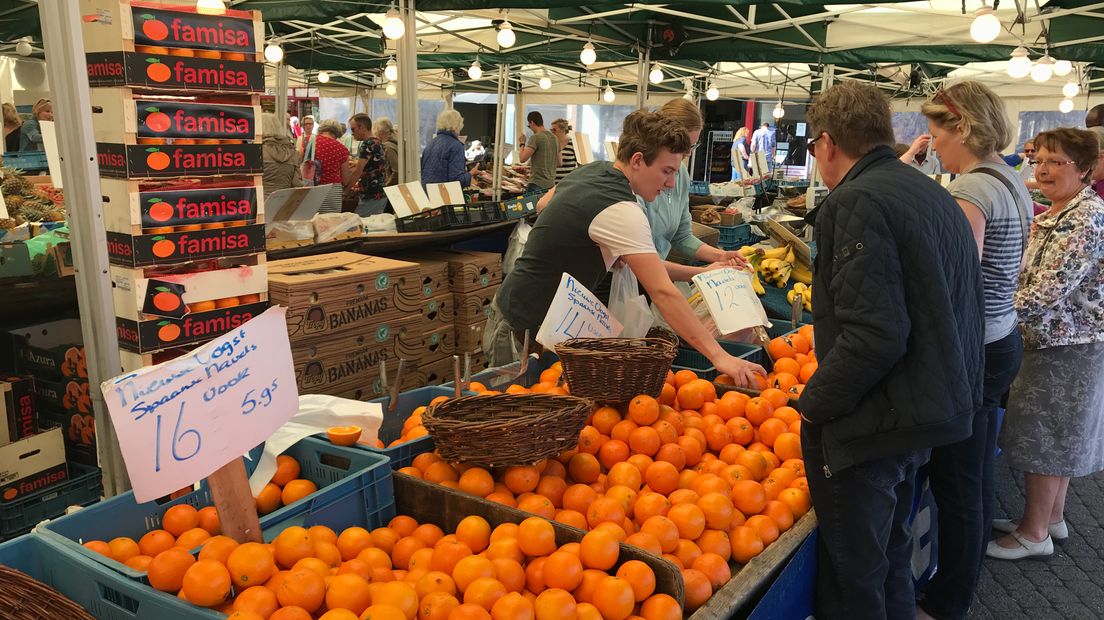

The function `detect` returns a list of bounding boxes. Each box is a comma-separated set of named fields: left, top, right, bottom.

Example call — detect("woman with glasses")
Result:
left=914, top=81, right=1032, bottom=618
left=987, top=128, right=1104, bottom=561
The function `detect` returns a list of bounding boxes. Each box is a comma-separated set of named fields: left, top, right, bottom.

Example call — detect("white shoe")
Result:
left=992, top=518, right=1068, bottom=540
left=986, top=530, right=1053, bottom=560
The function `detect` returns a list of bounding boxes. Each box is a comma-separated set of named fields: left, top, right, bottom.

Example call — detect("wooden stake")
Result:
left=208, top=457, right=263, bottom=543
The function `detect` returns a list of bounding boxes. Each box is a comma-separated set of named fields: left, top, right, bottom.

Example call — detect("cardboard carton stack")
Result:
left=0, top=373, right=68, bottom=506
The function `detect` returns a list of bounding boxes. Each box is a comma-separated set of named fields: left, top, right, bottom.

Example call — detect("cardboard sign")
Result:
left=130, top=6, right=257, bottom=52
left=96, top=142, right=262, bottom=179
left=106, top=225, right=266, bottom=267
left=40, top=120, right=63, bottom=189
left=384, top=182, right=433, bottom=218
left=136, top=100, right=255, bottom=140
left=536, top=273, right=623, bottom=351
left=691, top=268, right=770, bottom=335
left=101, top=306, right=298, bottom=503
left=86, top=51, right=265, bottom=93
left=573, top=132, right=594, bottom=165
left=140, top=186, right=258, bottom=228
left=426, top=182, right=465, bottom=208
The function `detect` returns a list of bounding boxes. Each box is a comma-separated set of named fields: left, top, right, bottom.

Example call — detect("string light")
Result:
left=970, top=5, right=1001, bottom=43
left=317, top=71, right=330, bottom=84
left=705, top=83, right=719, bottom=101
left=580, top=42, right=596, bottom=66
left=1031, top=55, right=1053, bottom=83
left=195, top=0, right=226, bottom=15
left=383, top=8, right=405, bottom=40
left=384, top=58, right=398, bottom=82
left=649, top=63, right=664, bottom=84
left=1053, top=59, right=1073, bottom=76
left=15, top=38, right=32, bottom=56
left=772, top=102, right=785, bottom=119
left=264, top=41, right=284, bottom=63
left=1059, top=98, right=1074, bottom=113
left=1007, top=46, right=1031, bottom=79
left=603, top=85, right=615, bottom=102
left=497, top=21, right=515, bottom=49
left=385, top=82, right=397, bottom=96
left=539, top=70, right=552, bottom=90
left=468, top=59, right=483, bottom=80
left=1063, top=81, right=1080, bottom=98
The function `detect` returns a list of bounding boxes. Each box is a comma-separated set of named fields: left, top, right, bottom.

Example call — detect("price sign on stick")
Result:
left=101, top=306, right=299, bottom=504
left=536, top=273, right=623, bottom=351
left=691, top=268, right=771, bottom=335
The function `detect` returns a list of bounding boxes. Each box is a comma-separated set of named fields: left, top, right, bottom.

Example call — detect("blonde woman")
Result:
left=19, top=99, right=51, bottom=152
left=550, top=118, right=577, bottom=182
left=375, top=117, right=399, bottom=186
left=731, top=126, right=750, bottom=179
left=3, top=103, right=21, bottom=153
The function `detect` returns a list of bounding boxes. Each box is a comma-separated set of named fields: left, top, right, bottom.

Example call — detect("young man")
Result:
left=800, top=82, right=985, bottom=619
left=487, top=110, right=766, bottom=387
left=517, top=111, right=560, bottom=192
left=346, top=113, right=389, bottom=216
left=749, top=122, right=775, bottom=169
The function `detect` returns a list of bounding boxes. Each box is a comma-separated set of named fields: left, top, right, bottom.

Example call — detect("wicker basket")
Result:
left=646, top=325, right=679, bottom=349
left=423, top=394, right=595, bottom=466
left=557, top=337, right=678, bottom=403
left=0, top=566, right=96, bottom=620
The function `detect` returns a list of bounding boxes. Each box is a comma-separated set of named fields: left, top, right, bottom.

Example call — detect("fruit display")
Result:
left=737, top=244, right=812, bottom=293
left=786, top=283, right=812, bottom=313
left=0, top=166, right=66, bottom=228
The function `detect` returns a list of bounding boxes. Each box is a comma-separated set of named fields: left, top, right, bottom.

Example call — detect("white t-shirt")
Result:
left=588, top=200, right=657, bottom=269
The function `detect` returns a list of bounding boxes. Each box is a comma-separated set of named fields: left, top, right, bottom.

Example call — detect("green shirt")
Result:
left=644, top=165, right=702, bottom=260
left=526, top=130, right=559, bottom=189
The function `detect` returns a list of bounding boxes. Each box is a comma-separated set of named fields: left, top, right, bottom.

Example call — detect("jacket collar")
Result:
left=436, top=130, right=459, bottom=140
left=805, top=145, right=896, bottom=226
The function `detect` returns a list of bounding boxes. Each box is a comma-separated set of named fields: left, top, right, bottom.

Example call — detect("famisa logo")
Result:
left=144, top=229, right=256, bottom=259
left=1, top=467, right=68, bottom=502
left=137, top=13, right=252, bottom=49
left=142, top=146, right=247, bottom=172
left=145, top=193, right=254, bottom=223
left=143, top=57, right=252, bottom=87
left=141, top=106, right=252, bottom=136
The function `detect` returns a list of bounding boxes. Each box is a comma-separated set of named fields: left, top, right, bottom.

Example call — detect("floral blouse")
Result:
left=1015, top=186, right=1104, bottom=349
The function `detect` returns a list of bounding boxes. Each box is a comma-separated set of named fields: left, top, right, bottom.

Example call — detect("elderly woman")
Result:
left=375, top=117, right=399, bottom=186
left=314, top=120, right=351, bottom=187
left=987, top=128, right=1104, bottom=561
left=550, top=118, right=577, bottom=183
left=3, top=103, right=21, bottom=153
left=421, top=109, right=476, bottom=187
left=261, top=113, right=302, bottom=197
left=294, top=115, right=315, bottom=156
left=19, top=99, right=51, bottom=152
left=914, top=81, right=1032, bottom=619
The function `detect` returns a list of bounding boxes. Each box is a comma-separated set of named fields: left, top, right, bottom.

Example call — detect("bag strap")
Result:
left=970, top=166, right=1030, bottom=255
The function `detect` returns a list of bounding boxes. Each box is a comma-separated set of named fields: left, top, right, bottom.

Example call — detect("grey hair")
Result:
left=436, top=109, right=464, bottom=133
left=317, top=119, right=343, bottom=138
left=261, top=113, right=289, bottom=138
left=376, top=117, right=395, bottom=137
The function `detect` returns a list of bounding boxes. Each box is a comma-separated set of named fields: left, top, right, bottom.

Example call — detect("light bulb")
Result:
left=317, top=71, right=330, bottom=84
left=539, top=74, right=552, bottom=90
left=1007, top=46, right=1031, bottom=79
left=385, top=82, right=397, bottom=96
left=1053, top=59, right=1073, bottom=76
left=497, top=21, right=515, bottom=48
left=649, top=64, right=664, bottom=84
left=970, top=7, right=1001, bottom=44
left=1031, top=55, right=1053, bottom=83
left=772, top=103, right=785, bottom=119
left=580, top=42, right=596, bottom=66
left=383, top=8, right=405, bottom=40
left=384, top=58, right=398, bottom=82
left=705, top=84, right=719, bottom=101
left=196, top=0, right=226, bottom=15
left=1059, top=98, right=1074, bottom=114
left=603, top=86, right=616, bottom=103
left=1063, top=81, right=1080, bottom=98
left=468, top=60, right=482, bottom=80
left=264, top=42, right=284, bottom=63
left=15, top=39, right=32, bottom=56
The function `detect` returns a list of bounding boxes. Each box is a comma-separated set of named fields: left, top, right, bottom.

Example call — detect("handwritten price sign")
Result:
left=536, top=273, right=623, bottom=351
left=101, top=307, right=299, bottom=502
left=691, top=268, right=770, bottom=335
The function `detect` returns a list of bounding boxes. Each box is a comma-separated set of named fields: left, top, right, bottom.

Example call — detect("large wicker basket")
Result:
left=0, top=566, right=95, bottom=620
left=557, top=337, right=678, bottom=403
left=423, top=394, right=595, bottom=466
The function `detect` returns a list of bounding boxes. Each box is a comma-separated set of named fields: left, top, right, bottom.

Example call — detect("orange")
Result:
left=746, top=514, right=781, bottom=545
left=534, top=588, right=577, bottom=620
left=459, top=468, right=495, bottom=497
left=535, top=476, right=568, bottom=508
left=198, top=535, right=239, bottom=565
left=455, top=515, right=491, bottom=553
left=504, top=465, right=541, bottom=495
left=176, top=527, right=211, bottom=550
left=162, top=504, right=199, bottom=537
left=672, top=369, right=698, bottom=388
left=590, top=406, right=622, bottom=435
left=697, top=492, right=736, bottom=530
left=628, top=426, right=661, bottom=457
left=517, top=495, right=556, bottom=520
left=491, top=557, right=526, bottom=593
left=777, top=487, right=812, bottom=518
left=256, top=483, right=283, bottom=515
left=773, top=357, right=801, bottom=376
left=628, top=395, right=660, bottom=425
left=233, top=586, right=279, bottom=618
left=370, top=582, right=419, bottom=619
left=125, top=555, right=153, bottom=571
left=108, top=537, right=140, bottom=563
left=554, top=509, right=589, bottom=530
left=772, top=406, right=801, bottom=426
left=138, top=529, right=176, bottom=558
left=762, top=500, right=795, bottom=532
left=771, top=372, right=799, bottom=393
left=658, top=382, right=677, bottom=406
left=563, top=453, right=598, bottom=484
left=182, top=559, right=232, bottom=607
left=370, top=528, right=401, bottom=556
left=148, top=547, right=196, bottom=592
left=424, top=462, right=460, bottom=484
left=585, top=496, right=626, bottom=530
left=337, top=527, right=374, bottom=561
left=420, top=591, right=461, bottom=620
left=448, top=603, right=492, bottom=619
left=597, top=440, right=630, bottom=471
left=412, top=523, right=445, bottom=548
left=197, top=506, right=221, bottom=536
left=639, top=516, right=679, bottom=554
left=576, top=425, right=603, bottom=455
left=592, top=576, right=635, bottom=620
left=696, top=529, right=732, bottom=561
left=430, top=539, right=473, bottom=575
left=609, top=420, right=638, bottom=444
left=668, top=503, right=707, bottom=540
left=415, top=570, right=457, bottom=599
left=390, top=517, right=419, bottom=537
left=517, top=517, right=557, bottom=557
left=640, top=593, right=682, bottom=620
left=412, top=452, right=442, bottom=473
left=272, top=455, right=301, bottom=486
left=735, top=450, right=770, bottom=481
left=624, top=532, right=662, bottom=556
left=731, top=479, right=768, bottom=515
left=767, top=336, right=797, bottom=360
left=692, top=552, right=731, bottom=589
left=542, top=551, right=583, bottom=591
left=464, top=576, right=508, bottom=611
left=799, top=362, right=818, bottom=383
left=392, top=536, right=427, bottom=570
left=643, top=461, right=679, bottom=496
left=326, top=573, right=373, bottom=615
left=578, top=529, right=619, bottom=570
left=524, top=556, right=547, bottom=594
left=681, top=568, right=713, bottom=611
left=614, top=560, right=655, bottom=603
left=633, top=492, right=672, bottom=524
left=743, top=397, right=775, bottom=425
left=274, top=526, right=315, bottom=569
left=358, top=604, right=408, bottom=620
left=228, top=612, right=267, bottom=620
left=773, top=433, right=802, bottom=461
left=676, top=380, right=714, bottom=411
left=561, top=484, right=598, bottom=515
left=491, top=591, right=534, bottom=620
left=758, top=418, right=789, bottom=447
left=281, top=479, right=318, bottom=506
left=308, top=525, right=338, bottom=546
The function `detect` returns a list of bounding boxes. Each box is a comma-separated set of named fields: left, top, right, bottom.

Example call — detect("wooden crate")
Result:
left=454, top=284, right=498, bottom=325
left=81, top=0, right=263, bottom=54
left=116, top=299, right=268, bottom=353
left=391, top=250, right=503, bottom=293
left=86, top=50, right=265, bottom=94
left=100, top=176, right=264, bottom=235
left=91, top=88, right=261, bottom=145
left=105, top=223, right=265, bottom=267
left=96, top=141, right=263, bottom=179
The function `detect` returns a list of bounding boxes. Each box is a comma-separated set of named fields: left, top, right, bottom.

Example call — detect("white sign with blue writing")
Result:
left=100, top=306, right=299, bottom=502
left=691, top=268, right=770, bottom=335
left=536, top=273, right=623, bottom=351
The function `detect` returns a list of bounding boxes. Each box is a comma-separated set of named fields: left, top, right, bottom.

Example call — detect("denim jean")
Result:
left=918, top=329, right=1023, bottom=619
left=803, top=426, right=929, bottom=620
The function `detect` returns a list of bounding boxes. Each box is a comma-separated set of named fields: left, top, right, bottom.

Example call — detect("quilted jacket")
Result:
left=799, top=146, right=985, bottom=474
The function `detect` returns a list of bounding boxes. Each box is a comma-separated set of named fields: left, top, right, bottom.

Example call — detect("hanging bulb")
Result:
left=383, top=8, right=405, bottom=40
left=385, top=82, right=397, bottom=96
left=497, top=21, right=516, bottom=49
left=264, top=41, right=284, bottom=63
left=970, top=6, right=1001, bottom=44
left=705, top=83, right=719, bottom=101
left=1007, top=46, right=1031, bottom=79
left=649, top=64, right=664, bottom=84
left=539, top=71, right=552, bottom=90
left=1053, top=59, right=1073, bottom=76
left=603, top=86, right=616, bottom=103
left=1031, top=55, right=1053, bottom=83
left=580, top=42, right=596, bottom=66
left=468, top=59, right=483, bottom=80
left=15, top=38, right=32, bottom=56
left=1059, top=98, right=1074, bottom=114
left=772, top=102, right=785, bottom=119
left=1063, top=81, right=1080, bottom=99
left=384, top=58, right=398, bottom=82
left=196, top=0, right=226, bottom=15
left=317, top=71, right=330, bottom=84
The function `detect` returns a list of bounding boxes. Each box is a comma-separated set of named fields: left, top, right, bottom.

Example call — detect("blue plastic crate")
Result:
left=363, top=386, right=468, bottom=470
left=0, top=534, right=222, bottom=620
left=713, top=224, right=754, bottom=247
left=501, top=194, right=540, bottom=220
left=673, top=341, right=761, bottom=381
left=690, top=180, right=710, bottom=195
left=39, top=436, right=392, bottom=579
left=1, top=462, right=102, bottom=541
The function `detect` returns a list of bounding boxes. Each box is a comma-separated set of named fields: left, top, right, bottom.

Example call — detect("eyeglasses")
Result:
left=1023, top=149, right=1036, bottom=153
left=933, top=89, right=961, bottom=119
left=1035, top=159, right=1076, bottom=169
left=807, top=133, right=828, bottom=157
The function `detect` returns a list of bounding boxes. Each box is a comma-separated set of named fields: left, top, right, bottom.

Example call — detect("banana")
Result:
left=773, top=263, right=792, bottom=288
left=761, top=245, right=791, bottom=260
left=791, top=263, right=813, bottom=285
left=746, top=255, right=766, bottom=295
left=737, top=246, right=761, bottom=258
left=783, top=245, right=796, bottom=265
left=792, top=282, right=808, bottom=293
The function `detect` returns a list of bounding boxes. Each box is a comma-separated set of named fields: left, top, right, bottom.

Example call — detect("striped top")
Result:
left=555, top=142, right=577, bottom=183
left=948, top=161, right=1032, bottom=344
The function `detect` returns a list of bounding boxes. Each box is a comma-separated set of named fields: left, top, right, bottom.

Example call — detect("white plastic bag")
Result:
left=502, top=220, right=532, bottom=275
left=609, top=263, right=653, bottom=338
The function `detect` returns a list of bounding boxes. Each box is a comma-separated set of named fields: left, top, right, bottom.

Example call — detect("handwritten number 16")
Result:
left=242, top=379, right=279, bottom=415
left=154, top=401, right=201, bottom=473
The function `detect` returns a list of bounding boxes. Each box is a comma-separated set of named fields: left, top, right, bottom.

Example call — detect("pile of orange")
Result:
left=403, top=334, right=817, bottom=612
left=254, top=455, right=321, bottom=516
left=81, top=503, right=221, bottom=573
left=721, top=326, right=817, bottom=396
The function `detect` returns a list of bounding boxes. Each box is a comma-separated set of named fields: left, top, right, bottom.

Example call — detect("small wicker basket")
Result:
left=423, top=394, right=595, bottom=466
left=0, top=566, right=96, bottom=620
left=557, top=337, right=678, bottom=403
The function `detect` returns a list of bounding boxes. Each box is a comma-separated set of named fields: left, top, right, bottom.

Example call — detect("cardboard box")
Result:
left=455, top=320, right=487, bottom=353
left=31, top=376, right=90, bottom=415
left=0, top=426, right=67, bottom=504
left=100, top=177, right=264, bottom=236
left=8, top=318, right=85, bottom=380
left=105, top=224, right=266, bottom=267
left=91, top=88, right=261, bottom=145
left=0, top=377, right=37, bottom=446
left=393, top=250, right=503, bottom=293
left=454, top=285, right=499, bottom=325
left=80, top=0, right=263, bottom=55
left=36, top=405, right=97, bottom=468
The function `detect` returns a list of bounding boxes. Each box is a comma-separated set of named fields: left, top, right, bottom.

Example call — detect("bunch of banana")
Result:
left=787, top=282, right=813, bottom=312
left=745, top=253, right=766, bottom=295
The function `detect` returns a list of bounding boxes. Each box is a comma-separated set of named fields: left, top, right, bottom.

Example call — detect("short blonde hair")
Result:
left=436, top=109, right=464, bottom=133
left=921, top=81, right=1013, bottom=157
left=2, top=103, right=21, bottom=128
left=32, top=99, right=50, bottom=119
left=552, top=118, right=571, bottom=133
left=376, top=117, right=395, bottom=137
left=734, top=127, right=748, bottom=140
left=659, top=98, right=703, bottom=133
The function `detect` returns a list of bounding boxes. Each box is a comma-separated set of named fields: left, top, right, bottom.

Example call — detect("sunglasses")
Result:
left=807, top=133, right=829, bottom=157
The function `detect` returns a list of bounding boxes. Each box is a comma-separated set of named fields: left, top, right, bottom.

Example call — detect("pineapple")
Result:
left=1, top=166, right=30, bottom=194
left=16, top=201, right=49, bottom=222
left=44, top=209, right=66, bottom=222
left=3, top=194, right=23, bottom=209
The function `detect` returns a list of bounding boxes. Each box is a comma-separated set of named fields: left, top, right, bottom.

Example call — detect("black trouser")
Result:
left=803, top=425, right=929, bottom=620
left=918, top=329, right=1023, bottom=619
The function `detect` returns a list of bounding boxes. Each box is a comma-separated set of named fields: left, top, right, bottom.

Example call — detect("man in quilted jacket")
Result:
left=800, top=82, right=985, bottom=619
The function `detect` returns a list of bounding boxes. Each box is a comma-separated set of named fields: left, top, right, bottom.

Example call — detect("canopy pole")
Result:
left=397, top=0, right=420, bottom=183
left=513, top=71, right=525, bottom=159
left=275, top=63, right=289, bottom=130
left=492, top=64, right=508, bottom=202
left=38, top=1, right=129, bottom=496
left=636, top=46, right=649, bottom=110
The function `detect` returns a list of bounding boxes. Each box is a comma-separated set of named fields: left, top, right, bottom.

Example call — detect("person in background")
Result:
left=731, top=126, right=750, bottom=179
left=517, top=111, right=559, bottom=192
left=261, top=113, right=302, bottom=197
left=898, top=133, right=945, bottom=175
left=313, top=120, right=351, bottom=187
left=18, top=99, right=50, bottom=152
left=294, top=115, right=315, bottom=156
left=1002, top=139, right=1039, bottom=190
left=1093, top=132, right=1104, bottom=200
left=915, top=81, right=1031, bottom=620
left=3, top=103, right=21, bottom=153
left=347, top=113, right=389, bottom=216
left=422, top=109, right=475, bottom=188
left=375, top=117, right=399, bottom=186
left=750, top=122, right=775, bottom=170
left=990, top=128, right=1104, bottom=560
left=1086, top=104, right=1104, bottom=140
left=800, top=81, right=984, bottom=619
left=338, top=121, right=357, bottom=154
left=550, top=118, right=577, bottom=183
